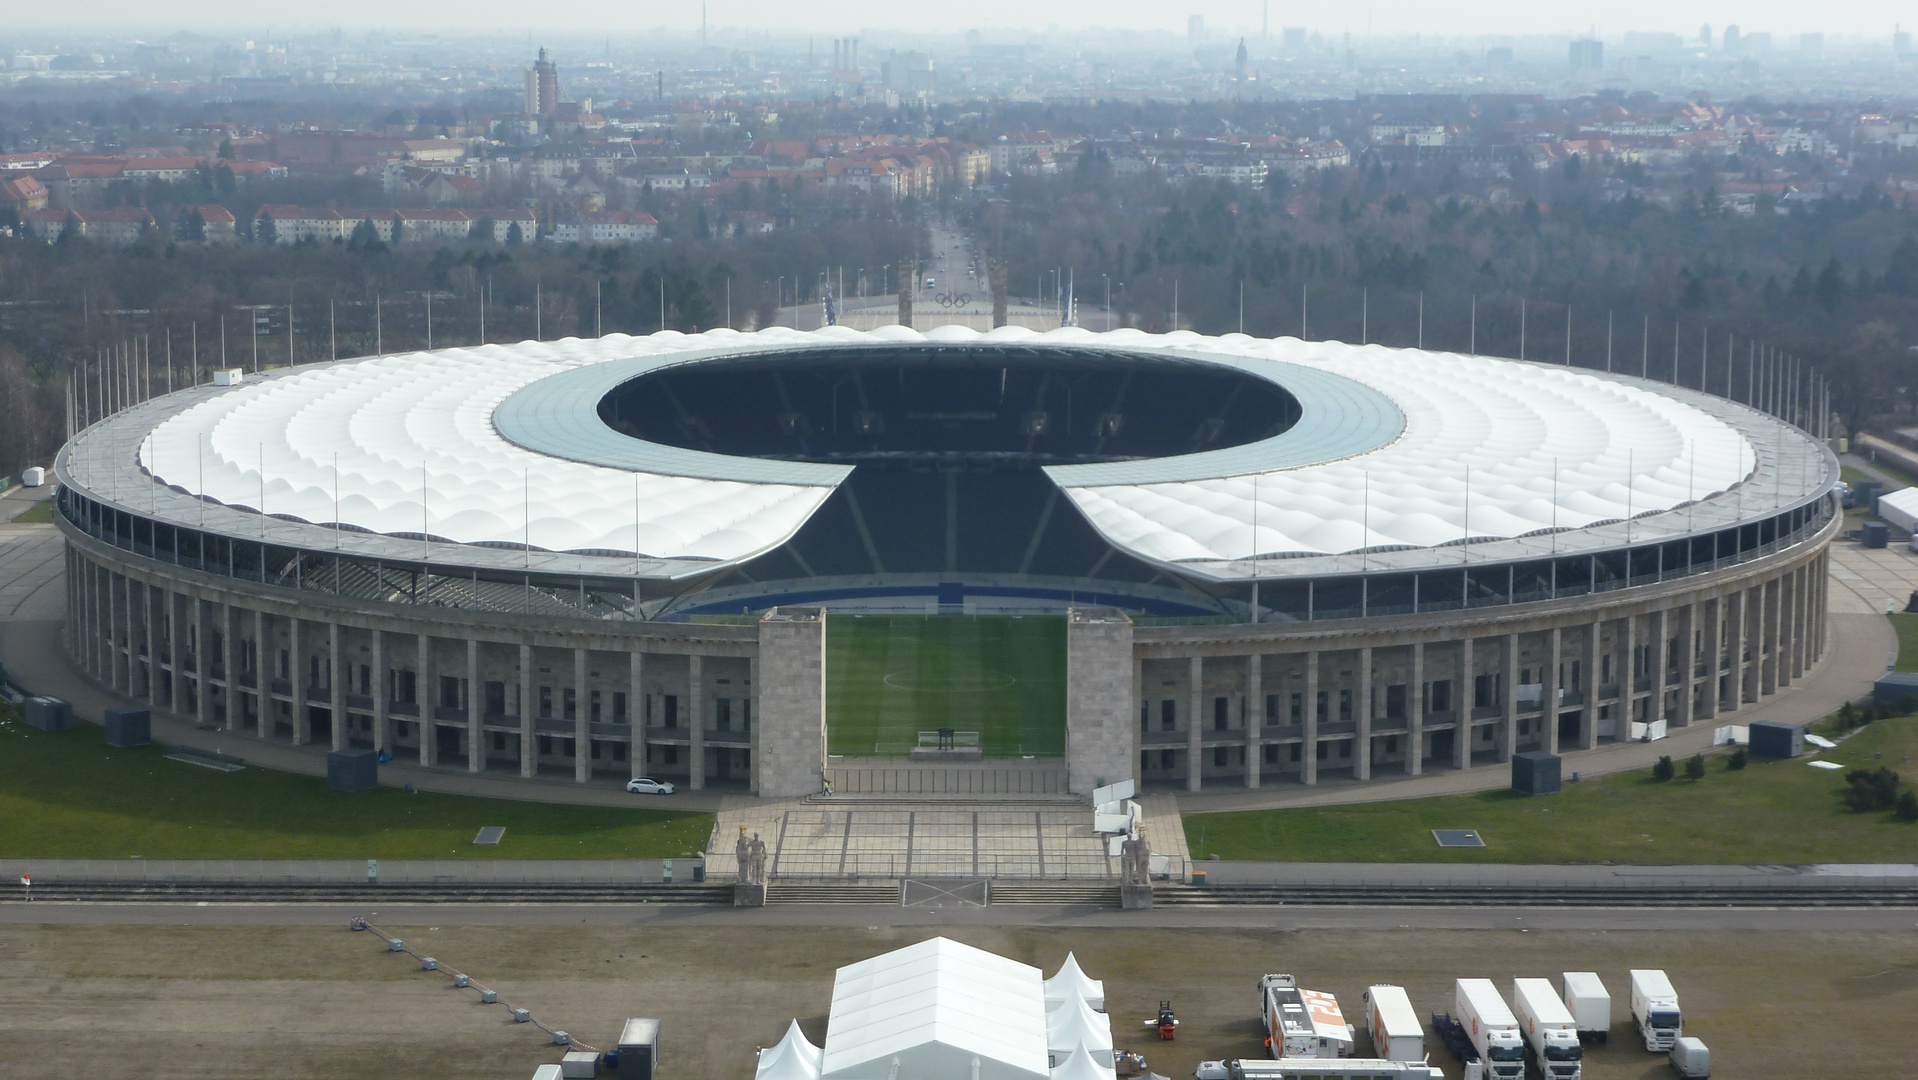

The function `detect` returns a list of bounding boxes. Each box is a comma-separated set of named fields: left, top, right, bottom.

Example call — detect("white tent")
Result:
left=1043, top=953, right=1105, bottom=1012
left=1046, top=996, right=1113, bottom=1065
left=757, top=1020, right=824, bottom=1080
left=1880, top=486, right=1918, bottom=533
left=822, top=937, right=1050, bottom=1080
left=1049, top=1044, right=1117, bottom=1080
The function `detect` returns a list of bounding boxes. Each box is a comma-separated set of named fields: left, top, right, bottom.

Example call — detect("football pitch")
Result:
left=824, top=615, right=1067, bottom=757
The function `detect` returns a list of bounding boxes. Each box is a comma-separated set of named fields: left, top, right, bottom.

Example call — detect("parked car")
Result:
left=626, top=777, right=676, bottom=795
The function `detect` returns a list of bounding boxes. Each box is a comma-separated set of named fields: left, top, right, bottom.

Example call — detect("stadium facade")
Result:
left=52, top=325, right=1838, bottom=797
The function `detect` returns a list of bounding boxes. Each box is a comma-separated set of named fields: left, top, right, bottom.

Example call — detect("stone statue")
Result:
left=1121, top=836, right=1151, bottom=887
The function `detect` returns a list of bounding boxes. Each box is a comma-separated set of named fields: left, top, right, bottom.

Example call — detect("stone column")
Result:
left=289, top=615, right=305, bottom=745
left=1581, top=620, right=1601, bottom=749
left=1699, top=598, right=1722, bottom=722
left=629, top=650, right=647, bottom=782
left=1454, top=637, right=1472, bottom=768
left=1620, top=612, right=1638, bottom=727
left=1355, top=646, right=1373, bottom=780
left=1777, top=572, right=1796, bottom=689
left=1542, top=627, right=1561, bottom=754
left=1760, top=579, right=1779, bottom=696
left=138, top=578, right=154, bottom=703
left=417, top=631, right=434, bottom=766
left=755, top=609, right=827, bottom=797
left=167, top=590, right=186, bottom=715
left=1064, top=608, right=1136, bottom=794
left=1724, top=591, right=1745, bottom=711
left=518, top=642, right=535, bottom=778
left=573, top=646, right=590, bottom=783
left=329, top=622, right=344, bottom=750
left=253, top=609, right=268, bottom=738
left=1302, top=650, right=1319, bottom=785
left=372, top=628, right=388, bottom=753
left=1407, top=642, right=1425, bottom=777
left=193, top=596, right=211, bottom=727
left=1246, top=652, right=1263, bottom=788
left=1652, top=608, right=1671, bottom=724
left=468, top=637, right=482, bottom=772
left=746, top=652, right=758, bottom=795
left=1743, top=584, right=1763, bottom=702
left=1499, top=633, right=1518, bottom=762
left=1675, top=603, right=1697, bottom=729
left=1185, top=654, right=1204, bottom=792
left=106, top=570, right=122, bottom=691
left=689, top=652, right=705, bottom=790
left=1792, top=564, right=1810, bottom=679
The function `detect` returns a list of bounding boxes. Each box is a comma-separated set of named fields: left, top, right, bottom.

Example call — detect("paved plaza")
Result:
left=708, top=791, right=1191, bottom=881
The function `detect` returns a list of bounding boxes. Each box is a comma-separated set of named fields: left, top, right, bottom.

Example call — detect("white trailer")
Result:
left=1453, top=980, right=1525, bottom=1080
left=1362, top=985, right=1425, bottom=1063
left=1258, top=974, right=1355, bottom=1059
left=1629, top=970, right=1683, bottom=1052
left=1560, top=972, right=1610, bottom=1044
left=1511, top=979, right=1582, bottom=1080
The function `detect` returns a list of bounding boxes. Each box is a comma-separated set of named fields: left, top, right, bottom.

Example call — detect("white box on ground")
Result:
left=1094, top=813, right=1132, bottom=834
left=1090, top=779, right=1135, bottom=804
left=212, top=368, right=245, bottom=386
left=559, top=1051, right=598, bottom=1078
left=21, top=467, right=45, bottom=486
left=1712, top=726, right=1748, bottom=746
left=1629, top=720, right=1668, bottom=742
left=530, top=1066, right=562, bottom=1080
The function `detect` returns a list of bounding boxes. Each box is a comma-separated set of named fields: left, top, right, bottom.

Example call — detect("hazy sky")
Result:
left=8, top=0, right=1909, bottom=38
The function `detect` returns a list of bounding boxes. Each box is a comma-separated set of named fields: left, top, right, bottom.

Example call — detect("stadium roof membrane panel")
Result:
left=96, top=324, right=1819, bottom=581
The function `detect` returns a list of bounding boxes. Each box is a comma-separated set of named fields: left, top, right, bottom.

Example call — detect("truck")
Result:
left=1452, top=979, right=1525, bottom=1080
left=1361, top=985, right=1426, bottom=1063
left=1510, top=979, right=1583, bottom=1080
left=1668, top=1036, right=1710, bottom=1078
left=1560, top=972, right=1610, bottom=1044
left=1258, top=974, right=1355, bottom=1059
left=1194, top=1060, right=1445, bottom=1080
left=1629, top=970, right=1682, bottom=1052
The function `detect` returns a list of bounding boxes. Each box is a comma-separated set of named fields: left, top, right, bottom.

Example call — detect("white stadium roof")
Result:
left=71, top=323, right=1825, bottom=583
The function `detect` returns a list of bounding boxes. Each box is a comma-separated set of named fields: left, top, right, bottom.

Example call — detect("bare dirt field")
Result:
left=0, top=920, right=1913, bottom=1079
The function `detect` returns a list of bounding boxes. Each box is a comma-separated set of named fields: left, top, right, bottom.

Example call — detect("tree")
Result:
left=505, top=221, right=524, bottom=246
left=217, top=137, right=235, bottom=160
left=1652, top=755, right=1675, bottom=781
left=1897, top=789, right=1918, bottom=823
left=1727, top=747, right=1748, bottom=770
left=1683, top=754, right=1706, bottom=780
left=347, top=218, right=385, bottom=252
left=1844, top=767, right=1902, bottom=812
left=468, top=216, right=496, bottom=242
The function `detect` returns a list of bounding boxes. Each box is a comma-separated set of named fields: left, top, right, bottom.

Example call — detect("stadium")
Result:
left=52, top=324, right=1838, bottom=798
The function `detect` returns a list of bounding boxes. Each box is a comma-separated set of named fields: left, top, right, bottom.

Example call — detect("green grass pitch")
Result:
left=824, top=614, right=1067, bottom=757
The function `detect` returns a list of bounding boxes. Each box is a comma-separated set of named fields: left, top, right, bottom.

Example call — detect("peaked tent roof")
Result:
left=757, top=1019, right=824, bottom=1080
left=1046, top=995, right=1113, bottom=1054
left=1049, top=1044, right=1117, bottom=1080
left=823, top=936, right=1049, bottom=1080
left=1043, top=953, right=1106, bottom=1011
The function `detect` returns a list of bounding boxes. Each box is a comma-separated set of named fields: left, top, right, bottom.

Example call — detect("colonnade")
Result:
left=1133, top=545, right=1831, bottom=791
left=63, top=535, right=761, bottom=791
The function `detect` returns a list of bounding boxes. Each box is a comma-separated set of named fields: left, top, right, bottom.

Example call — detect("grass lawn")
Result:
left=1186, top=717, right=1918, bottom=864
left=8, top=498, right=54, bottom=524
left=825, top=614, right=1066, bottom=757
left=1892, top=613, right=1918, bottom=673
left=0, top=704, right=712, bottom=859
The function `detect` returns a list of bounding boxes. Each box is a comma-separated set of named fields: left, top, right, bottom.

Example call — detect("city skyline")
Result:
left=3, top=1, right=1916, bottom=38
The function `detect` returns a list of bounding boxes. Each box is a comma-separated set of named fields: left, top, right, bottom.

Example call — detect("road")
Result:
left=5, top=900, right=1916, bottom=931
